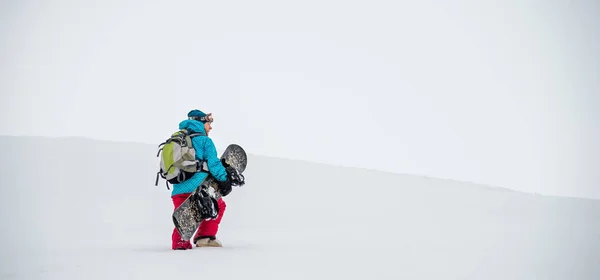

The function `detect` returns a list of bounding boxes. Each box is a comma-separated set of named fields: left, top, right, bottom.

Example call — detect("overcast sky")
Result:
left=1, top=0, right=598, bottom=199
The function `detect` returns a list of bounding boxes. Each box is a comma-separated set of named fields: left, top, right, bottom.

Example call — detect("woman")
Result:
left=171, top=109, right=231, bottom=250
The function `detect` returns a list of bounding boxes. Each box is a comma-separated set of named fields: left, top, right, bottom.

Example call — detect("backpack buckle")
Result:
left=197, top=160, right=208, bottom=172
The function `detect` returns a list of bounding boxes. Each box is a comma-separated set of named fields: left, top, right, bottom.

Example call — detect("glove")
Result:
left=217, top=177, right=232, bottom=197
left=221, top=158, right=230, bottom=168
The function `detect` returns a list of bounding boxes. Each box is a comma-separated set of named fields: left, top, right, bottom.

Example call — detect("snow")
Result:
left=1, top=135, right=599, bottom=280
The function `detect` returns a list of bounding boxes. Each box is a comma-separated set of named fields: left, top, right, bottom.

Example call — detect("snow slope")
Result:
left=0, top=136, right=599, bottom=280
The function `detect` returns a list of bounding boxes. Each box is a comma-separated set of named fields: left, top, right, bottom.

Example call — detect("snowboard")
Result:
left=172, top=144, right=247, bottom=241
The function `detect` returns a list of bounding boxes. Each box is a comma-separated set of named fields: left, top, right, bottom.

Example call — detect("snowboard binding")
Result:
left=226, top=166, right=245, bottom=187
left=193, top=189, right=219, bottom=220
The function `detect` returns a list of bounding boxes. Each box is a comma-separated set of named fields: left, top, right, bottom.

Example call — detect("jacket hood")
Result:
left=178, top=119, right=207, bottom=135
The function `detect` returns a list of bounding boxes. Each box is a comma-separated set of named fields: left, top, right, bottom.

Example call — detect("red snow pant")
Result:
left=171, top=193, right=227, bottom=249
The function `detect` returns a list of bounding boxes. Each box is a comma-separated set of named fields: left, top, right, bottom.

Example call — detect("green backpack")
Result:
left=155, top=129, right=205, bottom=189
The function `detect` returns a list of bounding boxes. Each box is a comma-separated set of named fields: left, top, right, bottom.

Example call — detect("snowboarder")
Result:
left=170, top=109, right=232, bottom=250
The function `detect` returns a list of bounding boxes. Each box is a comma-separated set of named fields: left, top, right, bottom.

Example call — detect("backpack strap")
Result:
left=155, top=171, right=172, bottom=189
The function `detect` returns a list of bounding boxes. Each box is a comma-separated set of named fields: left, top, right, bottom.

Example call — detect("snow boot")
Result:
left=173, top=239, right=193, bottom=250
left=194, top=236, right=222, bottom=247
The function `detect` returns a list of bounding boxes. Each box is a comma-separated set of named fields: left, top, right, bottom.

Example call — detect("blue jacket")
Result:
left=170, top=119, right=228, bottom=196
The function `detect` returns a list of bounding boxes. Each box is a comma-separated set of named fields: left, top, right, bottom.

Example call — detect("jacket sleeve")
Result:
left=201, top=137, right=228, bottom=182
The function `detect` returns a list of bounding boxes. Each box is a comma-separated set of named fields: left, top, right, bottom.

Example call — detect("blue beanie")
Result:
left=188, top=109, right=206, bottom=118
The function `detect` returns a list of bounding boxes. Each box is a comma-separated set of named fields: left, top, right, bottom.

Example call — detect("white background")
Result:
left=1, top=0, right=598, bottom=198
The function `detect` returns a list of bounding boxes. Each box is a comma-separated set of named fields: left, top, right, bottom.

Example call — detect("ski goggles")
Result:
left=198, top=113, right=214, bottom=123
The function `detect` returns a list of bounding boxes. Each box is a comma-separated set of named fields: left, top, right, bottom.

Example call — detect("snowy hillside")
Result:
left=0, top=135, right=599, bottom=280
